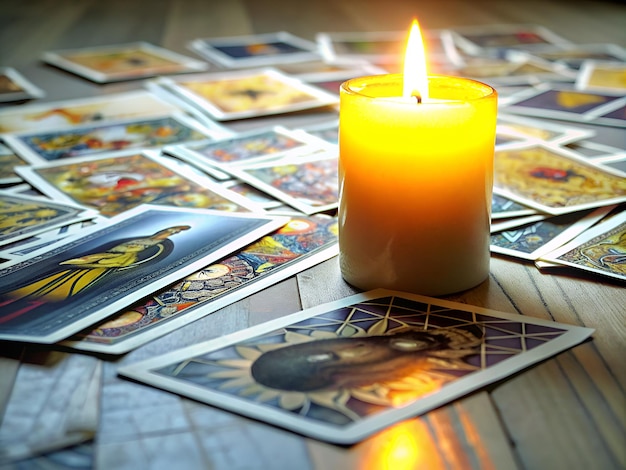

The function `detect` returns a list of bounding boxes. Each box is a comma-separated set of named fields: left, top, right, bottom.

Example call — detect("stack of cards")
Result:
left=0, top=24, right=623, bottom=445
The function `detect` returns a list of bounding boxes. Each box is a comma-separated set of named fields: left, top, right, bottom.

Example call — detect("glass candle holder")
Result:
left=338, top=74, right=497, bottom=296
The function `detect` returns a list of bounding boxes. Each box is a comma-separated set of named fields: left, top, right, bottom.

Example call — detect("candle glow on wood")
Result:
left=402, top=18, right=429, bottom=101
left=338, top=19, right=498, bottom=296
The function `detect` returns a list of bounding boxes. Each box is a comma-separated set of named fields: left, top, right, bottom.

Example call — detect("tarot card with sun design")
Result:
left=493, top=144, right=626, bottom=215
left=0, top=191, right=97, bottom=248
left=538, top=209, right=626, bottom=281
left=63, top=216, right=338, bottom=354
left=490, top=205, right=614, bottom=260
left=504, top=85, right=626, bottom=125
left=15, top=150, right=262, bottom=217
left=152, top=68, right=338, bottom=120
left=118, top=289, right=593, bottom=444
left=42, top=42, right=208, bottom=83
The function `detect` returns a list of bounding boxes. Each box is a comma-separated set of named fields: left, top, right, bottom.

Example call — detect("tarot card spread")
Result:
left=119, top=290, right=593, bottom=444
left=0, top=205, right=288, bottom=344
left=64, top=216, right=338, bottom=354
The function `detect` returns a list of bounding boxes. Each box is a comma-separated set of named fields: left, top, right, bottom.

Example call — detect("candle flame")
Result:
left=403, top=19, right=429, bottom=101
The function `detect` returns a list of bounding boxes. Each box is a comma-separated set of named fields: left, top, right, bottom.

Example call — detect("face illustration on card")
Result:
left=119, top=291, right=592, bottom=443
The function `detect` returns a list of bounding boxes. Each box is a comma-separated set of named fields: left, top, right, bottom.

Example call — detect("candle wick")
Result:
left=411, top=92, right=422, bottom=104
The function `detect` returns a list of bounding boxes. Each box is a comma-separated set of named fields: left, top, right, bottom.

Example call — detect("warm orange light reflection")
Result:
left=360, top=421, right=445, bottom=470
left=402, top=18, right=429, bottom=100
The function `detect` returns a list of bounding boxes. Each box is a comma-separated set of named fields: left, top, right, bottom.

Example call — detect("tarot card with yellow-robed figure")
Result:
left=493, top=143, right=626, bottom=215
left=119, top=289, right=593, bottom=444
left=154, top=68, right=338, bottom=120
left=0, top=205, right=288, bottom=344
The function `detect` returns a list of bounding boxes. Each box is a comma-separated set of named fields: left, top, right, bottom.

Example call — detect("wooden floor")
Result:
left=0, top=0, right=625, bottom=469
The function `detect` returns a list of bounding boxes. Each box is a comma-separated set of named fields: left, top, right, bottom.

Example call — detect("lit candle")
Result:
left=338, top=19, right=497, bottom=296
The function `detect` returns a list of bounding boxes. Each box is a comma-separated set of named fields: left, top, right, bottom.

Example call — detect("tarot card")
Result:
left=0, top=191, right=97, bottom=248
left=42, top=42, right=208, bottom=83
left=0, top=90, right=184, bottom=133
left=15, top=150, right=262, bottom=217
left=504, top=85, right=626, bottom=125
left=118, top=289, right=593, bottom=444
left=154, top=68, right=338, bottom=121
left=576, top=61, right=626, bottom=94
left=165, top=126, right=331, bottom=177
left=221, top=180, right=283, bottom=209
left=188, top=32, right=320, bottom=68
left=538, top=210, right=625, bottom=281
left=225, top=150, right=338, bottom=215
left=450, top=24, right=572, bottom=55
left=0, top=67, right=45, bottom=102
left=0, top=205, right=288, bottom=343
left=494, top=144, right=626, bottom=215
left=491, top=193, right=537, bottom=219
left=497, top=113, right=595, bottom=146
left=490, top=205, right=613, bottom=260
left=299, top=120, right=339, bottom=145
left=316, top=29, right=456, bottom=66
left=275, top=61, right=386, bottom=82
left=529, top=43, right=626, bottom=70
left=2, top=113, right=231, bottom=163
left=0, top=143, right=29, bottom=185
left=64, top=216, right=338, bottom=354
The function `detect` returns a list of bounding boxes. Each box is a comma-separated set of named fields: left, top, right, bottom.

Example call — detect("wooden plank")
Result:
left=492, top=356, right=624, bottom=469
